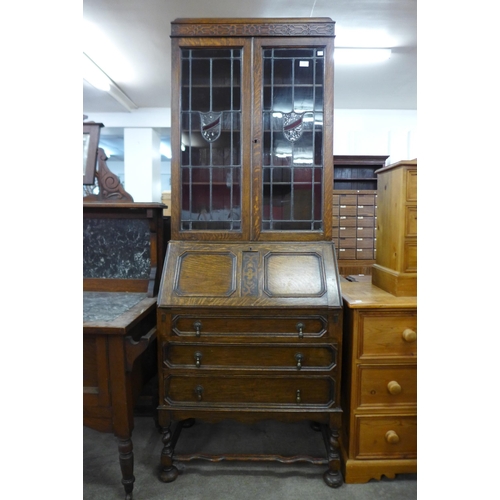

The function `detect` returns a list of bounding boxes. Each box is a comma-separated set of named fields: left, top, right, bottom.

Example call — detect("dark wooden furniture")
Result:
left=83, top=202, right=165, bottom=499
left=157, top=17, right=344, bottom=488
left=339, top=278, right=417, bottom=483
left=332, top=155, right=388, bottom=276
left=372, top=160, right=417, bottom=296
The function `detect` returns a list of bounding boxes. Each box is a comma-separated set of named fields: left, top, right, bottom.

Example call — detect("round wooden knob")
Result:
left=385, top=430, right=400, bottom=444
left=402, top=328, right=417, bottom=342
left=387, top=380, right=402, bottom=395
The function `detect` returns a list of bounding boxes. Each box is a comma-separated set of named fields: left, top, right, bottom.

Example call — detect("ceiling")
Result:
left=83, top=0, right=417, bottom=160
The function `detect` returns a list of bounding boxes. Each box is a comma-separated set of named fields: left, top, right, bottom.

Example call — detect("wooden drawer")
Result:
left=357, top=205, right=375, bottom=217
left=338, top=248, right=356, bottom=259
left=338, top=216, right=357, bottom=227
left=338, top=226, right=356, bottom=238
left=164, top=343, right=337, bottom=371
left=357, top=365, right=417, bottom=408
left=339, top=194, right=358, bottom=205
left=406, top=169, right=417, bottom=202
left=405, top=206, right=417, bottom=237
left=357, top=194, right=376, bottom=206
left=170, top=315, right=328, bottom=339
left=356, top=248, right=374, bottom=260
left=404, top=241, right=417, bottom=272
left=339, top=238, right=356, bottom=249
left=355, top=237, right=374, bottom=249
left=358, top=311, right=417, bottom=360
left=356, top=216, right=375, bottom=228
left=339, top=205, right=357, bottom=217
left=355, top=415, right=417, bottom=459
left=356, top=227, right=374, bottom=238
left=164, top=374, right=336, bottom=406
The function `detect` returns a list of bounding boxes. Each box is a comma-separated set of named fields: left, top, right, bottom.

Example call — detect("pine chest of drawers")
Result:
left=157, top=240, right=344, bottom=486
left=339, top=279, right=417, bottom=483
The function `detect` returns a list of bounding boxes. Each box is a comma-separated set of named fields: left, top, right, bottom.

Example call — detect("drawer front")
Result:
left=338, top=226, right=356, bottom=238
left=164, top=374, right=336, bottom=407
left=171, top=315, right=328, bottom=339
left=406, top=169, right=417, bottom=202
left=355, top=415, right=417, bottom=459
left=357, top=365, right=417, bottom=408
left=164, top=343, right=337, bottom=371
left=338, top=248, right=356, bottom=259
left=357, top=194, right=376, bottom=206
left=355, top=237, right=374, bottom=249
left=359, top=311, right=417, bottom=359
left=356, top=216, right=375, bottom=228
left=356, top=226, right=374, bottom=238
left=339, top=194, right=358, bottom=205
left=405, top=206, right=417, bottom=237
left=338, top=216, right=357, bottom=227
left=339, top=205, right=357, bottom=217
left=356, top=248, right=374, bottom=260
left=339, top=238, right=356, bottom=249
left=357, top=205, right=375, bottom=217
left=404, top=241, right=417, bottom=272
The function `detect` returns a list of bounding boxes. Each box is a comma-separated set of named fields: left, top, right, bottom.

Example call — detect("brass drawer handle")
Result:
left=193, top=321, right=202, bottom=337
left=296, top=389, right=301, bottom=404
left=195, top=385, right=204, bottom=401
left=387, top=380, right=402, bottom=395
left=402, top=328, right=417, bottom=342
left=296, top=322, right=304, bottom=339
left=295, top=353, right=304, bottom=370
left=385, top=430, right=400, bottom=444
left=194, top=351, right=202, bottom=368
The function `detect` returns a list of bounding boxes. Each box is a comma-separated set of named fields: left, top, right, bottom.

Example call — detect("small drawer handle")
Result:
left=387, top=380, right=402, bottom=395
left=195, top=385, right=204, bottom=401
left=194, top=351, right=202, bottom=368
left=296, top=389, right=302, bottom=404
left=385, top=430, right=400, bottom=444
left=193, top=321, right=202, bottom=337
left=296, top=322, right=304, bottom=339
left=295, top=353, right=304, bottom=370
left=402, top=328, right=417, bottom=342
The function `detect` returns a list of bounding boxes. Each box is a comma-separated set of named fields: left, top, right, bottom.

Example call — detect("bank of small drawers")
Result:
left=332, top=190, right=377, bottom=260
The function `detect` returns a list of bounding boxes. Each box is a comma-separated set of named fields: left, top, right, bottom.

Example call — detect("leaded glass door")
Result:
left=253, top=39, right=333, bottom=241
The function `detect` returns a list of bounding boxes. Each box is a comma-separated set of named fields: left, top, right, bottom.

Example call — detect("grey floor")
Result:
left=83, top=416, right=417, bottom=500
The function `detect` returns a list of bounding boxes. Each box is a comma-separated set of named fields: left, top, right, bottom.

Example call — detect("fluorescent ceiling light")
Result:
left=335, top=48, right=392, bottom=65
left=83, top=52, right=138, bottom=111
left=83, top=53, right=111, bottom=91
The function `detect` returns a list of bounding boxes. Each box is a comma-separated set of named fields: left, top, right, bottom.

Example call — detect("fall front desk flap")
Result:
left=158, top=241, right=342, bottom=309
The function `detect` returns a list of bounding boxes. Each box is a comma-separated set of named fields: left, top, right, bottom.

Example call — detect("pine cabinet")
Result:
left=158, top=18, right=344, bottom=488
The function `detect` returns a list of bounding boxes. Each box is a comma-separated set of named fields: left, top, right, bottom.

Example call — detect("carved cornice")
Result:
left=171, top=19, right=335, bottom=38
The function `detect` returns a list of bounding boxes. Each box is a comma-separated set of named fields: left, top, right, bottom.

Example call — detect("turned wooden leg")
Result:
left=118, top=437, right=135, bottom=500
left=323, top=426, right=343, bottom=488
left=160, top=425, right=179, bottom=482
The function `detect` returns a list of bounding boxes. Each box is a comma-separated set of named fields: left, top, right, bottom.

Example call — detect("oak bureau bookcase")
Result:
left=157, top=17, right=344, bottom=487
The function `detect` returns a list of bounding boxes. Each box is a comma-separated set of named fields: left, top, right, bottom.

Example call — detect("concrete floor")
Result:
left=83, top=417, right=417, bottom=500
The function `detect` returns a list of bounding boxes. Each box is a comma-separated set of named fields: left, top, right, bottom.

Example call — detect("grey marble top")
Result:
left=83, top=292, right=148, bottom=322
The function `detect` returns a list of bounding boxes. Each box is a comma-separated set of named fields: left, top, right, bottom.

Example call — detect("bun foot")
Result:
left=160, top=465, right=179, bottom=483
left=323, top=469, right=343, bottom=488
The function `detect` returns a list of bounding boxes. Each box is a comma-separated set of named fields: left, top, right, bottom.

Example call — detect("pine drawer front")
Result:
left=356, top=237, right=374, bottom=249
left=405, top=206, right=417, bottom=237
left=170, top=315, right=328, bottom=340
left=406, top=170, right=417, bottom=201
left=338, top=248, right=356, bottom=259
left=358, top=311, right=417, bottom=360
left=357, top=365, right=417, bottom=409
left=339, top=238, right=356, bottom=249
left=164, top=343, right=337, bottom=371
left=355, top=415, right=417, bottom=459
left=338, top=216, right=357, bottom=227
left=164, top=374, right=336, bottom=407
